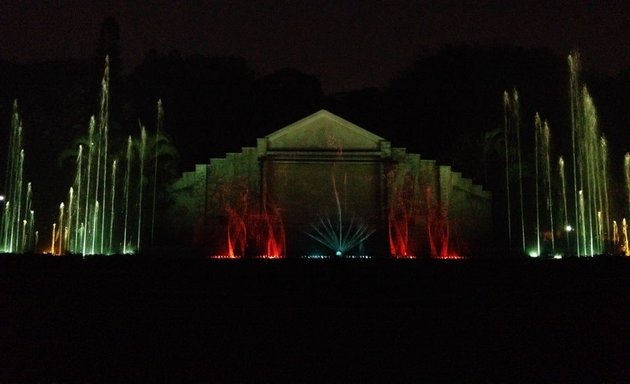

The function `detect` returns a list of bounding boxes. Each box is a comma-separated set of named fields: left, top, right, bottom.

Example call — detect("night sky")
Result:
left=1, top=0, right=629, bottom=93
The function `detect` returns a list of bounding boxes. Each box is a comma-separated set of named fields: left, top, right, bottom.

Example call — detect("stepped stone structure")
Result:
left=164, top=110, right=491, bottom=258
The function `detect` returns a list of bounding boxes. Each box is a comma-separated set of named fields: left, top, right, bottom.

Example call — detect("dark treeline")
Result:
left=1, top=30, right=630, bottom=235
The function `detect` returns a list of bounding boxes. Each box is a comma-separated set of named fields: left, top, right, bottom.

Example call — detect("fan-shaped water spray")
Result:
left=305, top=172, right=374, bottom=257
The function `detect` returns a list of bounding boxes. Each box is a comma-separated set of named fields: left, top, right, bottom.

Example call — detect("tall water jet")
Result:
left=578, top=190, right=586, bottom=255
left=72, top=145, right=83, bottom=251
left=137, top=125, right=147, bottom=252
left=257, top=201, right=286, bottom=258
left=534, top=114, right=542, bottom=256
left=503, top=89, right=526, bottom=253
left=23, top=182, right=33, bottom=251
left=59, top=203, right=65, bottom=254
left=625, top=153, right=630, bottom=217
left=62, top=56, right=112, bottom=255
left=425, top=186, right=452, bottom=258
left=151, top=100, right=163, bottom=246
left=503, top=91, right=513, bottom=248
left=123, top=136, right=132, bottom=254
left=567, top=53, right=610, bottom=256
left=109, top=160, right=117, bottom=251
left=559, top=157, right=570, bottom=254
left=623, top=218, right=629, bottom=256
left=51, top=223, right=57, bottom=255
left=387, top=158, right=420, bottom=258
left=582, top=88, right=607, bottom=255
left=600, top=137, right=610, bottom=252
left=55, top=57, right=168, bottom=256
left=569, top=53, right=581, bottom=255
left=81, top=117, right=96, bottom=255
left=224, top=201, right=247, bottom=258
left=536, top=116, right=555, bottom=254
left=98, top=60, right=110, bottom=254
left=510, top=52, right=616, bottom=256
left=1, top=100, right=36, bottom=253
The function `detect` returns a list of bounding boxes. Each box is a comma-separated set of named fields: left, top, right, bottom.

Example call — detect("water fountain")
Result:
left=1, top=100, right=37, bottom=253
left=534, top=114, right=555, bottom=255
left=623, top=218, right=629, bottom=256
left=625, top=153, right=630, bottom=218
left=387, top=157, right=421, bottom=259
left=305, top=172, right=374, bottom=258
left=48, top=57, right=167, bottom=256
left=559, top=157, right=570, bottom=254
left=10, top=52, right=619, bottom=259
left=503, top=89, right=526, bottom=253
left=53, top=57, right=121, bottom=255
left=505, top=52, right=622, bottom=257
left=208, top=189, right=286, bottom=259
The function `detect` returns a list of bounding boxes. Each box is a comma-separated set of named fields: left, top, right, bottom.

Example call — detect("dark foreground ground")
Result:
left=1, top=254, right=628, bottom=383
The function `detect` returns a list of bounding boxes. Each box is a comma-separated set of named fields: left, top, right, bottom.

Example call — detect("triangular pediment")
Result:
left=264, top=110, right=385, bottom=151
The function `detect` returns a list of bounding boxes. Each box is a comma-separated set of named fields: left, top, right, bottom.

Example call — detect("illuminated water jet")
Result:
left=534, top=114, right=555, bottom=255
left=559, top=157, right=570, bottom=254
left=623, top=218, right=629, bottom=256
left=387, top=157, right=420, bottom=258
left=0, top=101, right=37, bottom=253
left=305, top=172, right=374, bottom=258
left=49, top=58, right=168, bottom=256
left=505, top=52, right=616, bottom=257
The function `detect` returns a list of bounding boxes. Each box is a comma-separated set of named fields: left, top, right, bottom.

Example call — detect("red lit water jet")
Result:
left=209, top=189, right=285, bottom=259
left=388, top=172, right=417, bottom=259
left=425, top=187, right=451, bottom=258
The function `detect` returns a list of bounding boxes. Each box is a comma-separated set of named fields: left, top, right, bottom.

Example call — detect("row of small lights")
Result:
left=208, top=255, right=284, bottom=259
left=301, top=255, right=373, bottom=259
left=209, top=254, right=376, bottom=259
left=208, top=254, right=473, bottom=259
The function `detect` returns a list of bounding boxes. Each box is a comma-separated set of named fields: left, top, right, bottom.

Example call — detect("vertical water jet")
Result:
left=137, top=125, right=147, bottom=252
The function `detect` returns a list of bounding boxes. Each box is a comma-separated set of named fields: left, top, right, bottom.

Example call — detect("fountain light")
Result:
left=305, top=172, right=374, bottom=258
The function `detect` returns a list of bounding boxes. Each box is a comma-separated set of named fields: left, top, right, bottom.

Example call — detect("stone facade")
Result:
left=164, top=110, right=491, bottom=258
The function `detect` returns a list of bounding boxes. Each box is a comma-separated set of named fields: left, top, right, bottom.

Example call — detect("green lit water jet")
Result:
left=109, top=160, right=117, bottom=251
left=150, top=100, right=164, bottom=246
left=123, top=136, right=132, bottom=254
left=137, top=125, right=147, bottom=252
left=51, top=57, right=166, bottom=256
left=559, top=157, right=570, bottom=254
left=568, top=53, right=611, bottom=256
left=534, top=115, right=555, bottom=255
left=506, top=52, right=617, bottom=257
left=1, top=100, right=37, bottom=253
left=503, top=90, right=526, bottom=254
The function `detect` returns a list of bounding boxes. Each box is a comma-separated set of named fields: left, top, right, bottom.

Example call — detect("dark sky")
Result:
left=1, top=0, right=629, bottom=93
